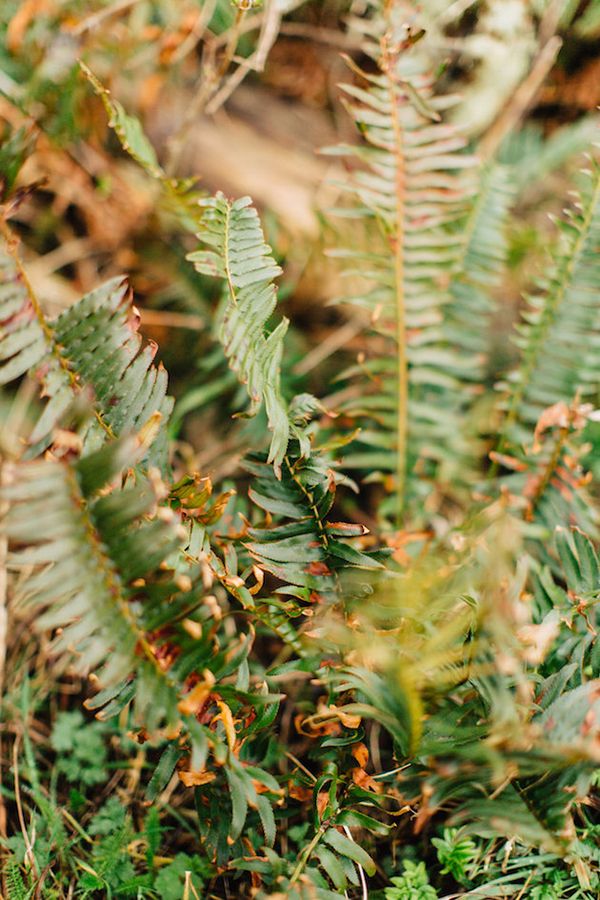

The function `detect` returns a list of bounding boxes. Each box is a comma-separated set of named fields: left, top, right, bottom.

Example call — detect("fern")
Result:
left=0, top=219, right=172, bottom=465
left=3, top=436, right=188, bottom=730
left=497, top=159, right=600, bottom=450
left=331, top=520, right=600, bottom=865
left=244, top=445, right=383, bottom=606
left=3, top=7, right=600, bottom=896
left=492, top=400, right=598, bottom=559
left=187, top=194, right=293, bottom=473
left=83, top=68, right=320, bottom=476
left=327, top=5, right=481, bottom=521
left=488, top=160, right=600, bottom=552
left=4, top=856, right=30, bottom=900
left=446, top=163, right=514, bottom=366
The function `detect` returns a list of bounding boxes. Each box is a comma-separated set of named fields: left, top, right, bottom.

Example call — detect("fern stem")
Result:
left=222, top=200, right=237, bottom=304
left=284, top=456, right=330, bottom=550
left=389, top=82, right=408, bottom=525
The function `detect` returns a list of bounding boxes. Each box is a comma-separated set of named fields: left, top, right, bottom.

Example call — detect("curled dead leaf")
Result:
left=179, top=768, right=217, bottom=787
left=351, top=767, right=381, bottom=793
left=177, top=670, right=216, bottom=716
left=351, top=742, right=369, bottom=769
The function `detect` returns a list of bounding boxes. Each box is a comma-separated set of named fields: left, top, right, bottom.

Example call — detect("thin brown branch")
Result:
left=479, top=35, right=562, bottom=160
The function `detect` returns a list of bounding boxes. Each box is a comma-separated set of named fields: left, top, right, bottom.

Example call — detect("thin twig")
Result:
left=205, top=0, right=282, bottom=116
left=165, top=41, right=219, bottom=175
left=253, top=0, right=283, bottom=72
left=138, top=309, right=205, bottom=331
left=71, top=0, right=140, bottom=36
left=279, top=21, right=362, bottom=50
left=171, top=0, right=218, bottom=66
left=26, top=238, right=94, bottom=280
left=204, top=61, right=253, bottom=116
left=285, top=751, right=317, bottom=783
left=293, top=319, right=364, bottom=376
left=479, top=35, right=562, bottom=160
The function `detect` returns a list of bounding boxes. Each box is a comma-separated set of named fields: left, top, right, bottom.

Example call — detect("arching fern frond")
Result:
left=3, top=434, right=286, bottom=838
left=187, top=194, right=291, bottom=473
left=3, top=436, right=185, bottom=730
left=0, top=219, right=172, bottom=465
left=497, top=159, right=600, bottom=450
left=491, top=400, right=598, bottom=567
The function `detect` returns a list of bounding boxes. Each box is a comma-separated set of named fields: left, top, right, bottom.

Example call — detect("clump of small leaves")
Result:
left=432, top=828, right=478, bottom=884
left=50, top=710, right=110, bottom=787
left=385, top=860, right=438, bottom=900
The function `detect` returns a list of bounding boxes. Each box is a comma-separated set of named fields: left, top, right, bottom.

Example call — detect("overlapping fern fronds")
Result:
left=328, top=517, right=600, bottom=868
left=488, top=159, right=600, bottom=550
left=83, top=68, right=300, bottom=472
left=0, top=218, right=172, bottom=465
left=327, top=4, right=489, bottom=520
left=446, top=163, right=514, bottom=366
left=3, top=434, right=288, bottom=840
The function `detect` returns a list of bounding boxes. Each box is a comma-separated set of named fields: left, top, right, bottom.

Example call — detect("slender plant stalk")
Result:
left=388, top=66, right=408, bottom=525
left=289, top=824, right=327, bottom=886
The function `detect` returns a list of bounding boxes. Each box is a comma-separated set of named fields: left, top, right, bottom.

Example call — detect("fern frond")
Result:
left=446, top=163, right=514, bottom=364
left=497, top=159, right=600, bottom=449
left=3, top=436, right=186, bottom=729
left=327, top=10, right=480, bottom=521
left=187, top=194, right=291, bottom=473
left=0, top=220, right=172, bottom=464
left=3, top=434, right=288, bottom=838
left=82, top=68, right=313, bottom=474
left=244, top=448, right=383, bottom=608
left=80, top=62, right=165, bottom=181
left=330, top=516, right=600, bottom=859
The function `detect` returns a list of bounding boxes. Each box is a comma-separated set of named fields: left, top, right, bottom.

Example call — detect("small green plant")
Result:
left=431, top=828, right=478, bottom=885
left=50, top=710, right=110, bottom=788
left=385, top=860, right=438, bottom=900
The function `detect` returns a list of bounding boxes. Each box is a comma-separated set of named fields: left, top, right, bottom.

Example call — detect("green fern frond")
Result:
left=491, top=402, right=598, bottom=556
left=82, top=68, right=315, bottom=475
left=4, top=856, right=31, bottom=900
left=327, top=8, right=480, bottom=521
left=80, top=62, right=165, bottom=180
left=244, top=447, right=383, bottom=607
left=0, top=220, right=172, bottom=464
left=3, top=436, right=186, bottom=730
left=187, top=194, right=291, bottom=473
left=498, top=159, right=600, bottom=449
left=446, top=163, right=515, bottom=364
